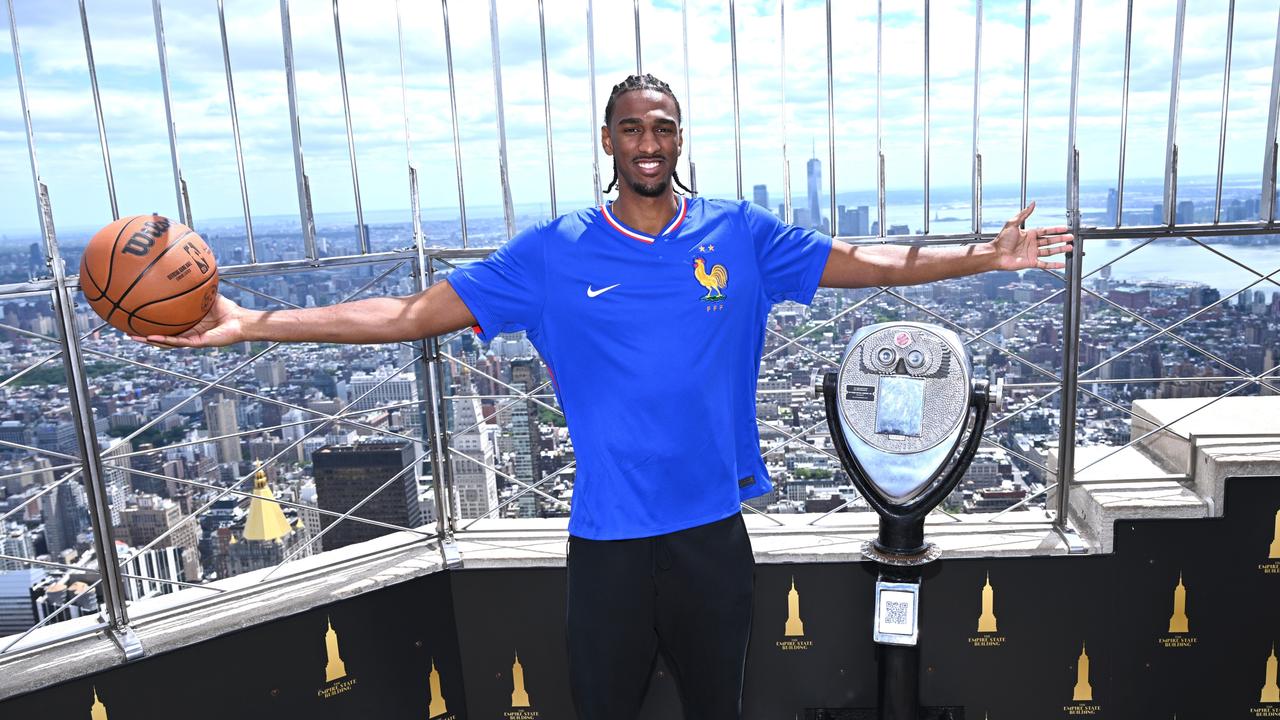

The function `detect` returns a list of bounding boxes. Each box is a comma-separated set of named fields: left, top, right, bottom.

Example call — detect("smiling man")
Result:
left=138, top=74, right=1072, bottom=718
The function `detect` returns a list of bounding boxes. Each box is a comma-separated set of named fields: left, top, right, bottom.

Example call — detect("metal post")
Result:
left=729, top=0, right=743, bottom=201
left=7, top=0, right=139, bottom=657
left=1162, top=0, right=1187, bottom=227
left=217, top=0, right=256, bottom=263
left=488, top=0, right=516, bottom=240
left=972, top=0, right=983, bottom=234
left=421, top=261, right=459, bottom=551
left=680, top=0, right=696, bottom=193
left=151, top=0, right=191, bottom=227
left=1115, top=0, right=1134, bottom=227
left=1019, top=0, right=1030, bottom=214
left=780, top=0, right=792, bottom=224
left=1214, top=0, right=1236, bottom=224
left=279, top=0, right=317, bottom=258
left=633, top=0, right=642, bottom=75
left=78, top=0, right=117, bottom=221
left=587, top=0, right=603, bottom=206
left=923, top=0, right=930, bottom=235
left=332, top=0, right=368, bottom=254
left=1261, top=6, right=1280, bottom=223
left=394, top=0, right=424, bottom=250
left=537, top=0, right=557, bottom=218
left=876, top=0, right=885, bottom=236
left=825, top=0, right=836, bottom=235
left=441, top=0, right=469, bottom=246
left=1054, top=0, right=1085, bottom=531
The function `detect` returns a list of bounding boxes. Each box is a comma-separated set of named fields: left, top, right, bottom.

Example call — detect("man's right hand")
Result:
left=132, top=294, right=252, bottom=348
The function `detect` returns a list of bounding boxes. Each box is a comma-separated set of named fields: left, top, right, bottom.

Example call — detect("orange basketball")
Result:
left=80, top=215, right=219, bottom=336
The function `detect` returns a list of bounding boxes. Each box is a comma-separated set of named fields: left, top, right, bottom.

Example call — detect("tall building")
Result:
left=347, top=367, right=418, bottom=413
left=0, top=568, right=45, bottom=636
left=753, top=184, right=769, bottom=209
left=118, top=493, right=202, bottom=581
left=41, top=480, right=86, bottom=555
left=0, top=526, right=34, bottom=572
left=313, top=441, right=422, bottom=551
left=203, top=396, right=243, bottom=465
left=806, top=153, right=823, bottom=231
left=118, top=545, right=188, bottom=601
left=510, top=382, right=541, bottom=518
left=1106, top=188, right=1118, bottom=225
left=254, top=358, right=287, bottom=388
left=450, top=389, right=498, bottom=520
left=224, top=467, right=310, bottom=576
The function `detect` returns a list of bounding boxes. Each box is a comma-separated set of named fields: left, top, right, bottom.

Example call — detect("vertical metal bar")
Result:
left=151, top=0, right=191, bottom=227
left=1162, top=0, right=1187, bottom=227
left=1115, top=0, right=1133, bottom=227
left=923, top=0, right=930, bottom=235
left=279, top=0, right=317, bottom=259
left=633, top=0, right=642, bottom=75
left=729, top=0, right=743, bottom=201
left=332, top=0, right=368, bottom=254
left=972, top=0, right=983, bottom=234
left=217, top=0, right=255, bottom=263
left=876, top=0, right=885, bottom=236
left=7, top=0, right=136, bottom=645
left=537, top=0, right=557, bottom=218
left=394, top=0, right=424, bottom=250
left=1214, top=0, right=1236, bottom=224
left=420, top=258, right=459, bottom=562
left=780, top=0, right=792, bottom=223
left=441, top=0, right=469, bottom=246
left=488, top=0, right=516, bottom=240
left=1261, top=6, right=1280, bottom=223
left=1054, top=0, right=1084, bottom=533
left=680, top=0, right=696, bottom=193
left=77, top=0, right=117, bottom=222
left=1019, top=0, right=1030, bottom=214
left=825, top=0, right=836, bottom=235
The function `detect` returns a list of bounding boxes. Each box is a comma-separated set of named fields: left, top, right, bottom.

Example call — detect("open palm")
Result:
left=133, top=294, right=247, bottom=348
left=991, top=202, right=1075, bottom=271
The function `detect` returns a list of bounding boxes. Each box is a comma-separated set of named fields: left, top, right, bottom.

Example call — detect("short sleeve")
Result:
left=445, top=225, right=545, bottom=343
left=743, top=201, right=833, bottom=305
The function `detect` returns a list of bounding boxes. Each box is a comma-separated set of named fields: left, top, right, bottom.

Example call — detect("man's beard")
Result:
left=628, top=176, right=671, bottom=197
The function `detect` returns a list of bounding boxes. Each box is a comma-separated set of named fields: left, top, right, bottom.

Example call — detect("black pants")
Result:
left=566, top=513, right=755, bottom=720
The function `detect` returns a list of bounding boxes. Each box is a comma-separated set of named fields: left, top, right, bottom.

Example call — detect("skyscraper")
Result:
left=806, top=153, right=822, bottom=231
left=510, top=382, right=541, bottom=518
left=313, top=441, right=422, bottom=551
left=41, top=480, right=86, bottom=555
left=753, top=184, right=769, bottom=210
left=203, top=396, right=243, bottom=465
left=450, top=388, right=498, bottom=520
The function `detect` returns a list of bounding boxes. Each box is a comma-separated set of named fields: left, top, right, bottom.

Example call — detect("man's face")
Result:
left=601, top=89, right=683, bottom=198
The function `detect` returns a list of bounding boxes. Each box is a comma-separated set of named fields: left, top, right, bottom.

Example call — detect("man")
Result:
left=138, top=74, right=1071, bottom=718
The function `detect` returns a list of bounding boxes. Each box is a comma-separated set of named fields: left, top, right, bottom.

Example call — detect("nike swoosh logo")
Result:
left=586, top=283, right=621, bottom=298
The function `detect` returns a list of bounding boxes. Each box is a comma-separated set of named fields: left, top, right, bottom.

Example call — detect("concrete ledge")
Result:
left=1195, top=439, right=1280, bottom=514
left=1066, top=480, right=1206, bottom=552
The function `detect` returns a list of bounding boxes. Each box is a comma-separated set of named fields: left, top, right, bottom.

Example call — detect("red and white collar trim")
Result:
left=601, top=195, right=688, bottom=244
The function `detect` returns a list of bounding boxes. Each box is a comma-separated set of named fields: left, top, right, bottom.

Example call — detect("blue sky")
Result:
left=1, top=0, right=1278, bottom=237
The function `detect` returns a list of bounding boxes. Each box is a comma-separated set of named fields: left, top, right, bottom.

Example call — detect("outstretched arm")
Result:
left=134, top=279, right=476, bottom=348
left=819, top=202, right=1074, bottom=289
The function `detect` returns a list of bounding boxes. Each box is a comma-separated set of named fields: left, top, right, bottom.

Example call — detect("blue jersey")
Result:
left=446, top=196, right=832, bottom=539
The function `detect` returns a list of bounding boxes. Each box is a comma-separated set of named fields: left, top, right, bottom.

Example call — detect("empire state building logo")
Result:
left=1263, top=509, right=1280, bottom=574
left=1064, top=642, right=1101, bottom=715
left=428, top=659, right=451, bottom=718
left=968, top=573, right=1005, bottom=648
left=776, top=577, right=814, bottom=651
left=89, top=687, right=108, bottom=720
left=504, top=652, right=539, bottom=719
left=1262, top=645, right=1280, bottom=703
left=317, top=616, right=357, bottom=699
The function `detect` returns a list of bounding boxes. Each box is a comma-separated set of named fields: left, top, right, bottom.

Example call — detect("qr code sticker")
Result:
left=884, top=600, right=910, bottom=626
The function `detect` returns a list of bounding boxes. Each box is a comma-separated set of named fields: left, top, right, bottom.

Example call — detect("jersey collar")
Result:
left=600, top=195, right=688, bottom=244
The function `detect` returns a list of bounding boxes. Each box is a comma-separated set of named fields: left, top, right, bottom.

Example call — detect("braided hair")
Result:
left=603, top=73, right=696, bottom=196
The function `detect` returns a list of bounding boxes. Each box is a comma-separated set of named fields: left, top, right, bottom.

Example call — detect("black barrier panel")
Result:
left=1, top=475, right=1278, bottom=718
left=0, top=569, right=467, bottom=720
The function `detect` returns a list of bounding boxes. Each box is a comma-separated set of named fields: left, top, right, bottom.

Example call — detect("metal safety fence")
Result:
left=0, top=0, right=1276, bottom=667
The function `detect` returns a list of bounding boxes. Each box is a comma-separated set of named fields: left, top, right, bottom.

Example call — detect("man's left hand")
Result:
left=992, top=202, right=1075, bottom=271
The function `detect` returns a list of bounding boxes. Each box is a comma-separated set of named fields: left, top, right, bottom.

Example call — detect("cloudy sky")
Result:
left=1, top=0, right=1277, bottom=239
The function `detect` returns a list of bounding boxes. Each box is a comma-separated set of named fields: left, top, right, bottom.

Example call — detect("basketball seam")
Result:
left=126, top=270, right=218, bottom=334
left=87, top=212, right=140, bottom=302
left=80, top=263, right=105, bottom=300
left=104, top=228, right=196, bottom=325
left=100, top=215, right=142, bottom=304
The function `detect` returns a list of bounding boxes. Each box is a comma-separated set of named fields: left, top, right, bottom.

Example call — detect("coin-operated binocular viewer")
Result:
left=819, top=322, right=1000, bottom=720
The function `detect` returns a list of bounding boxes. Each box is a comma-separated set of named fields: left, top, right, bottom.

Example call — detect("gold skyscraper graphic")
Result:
left=977, top=573, right=997, bottom=633
left=1262, top=644, right=1280, bottom=703
left=1167, top=573, right=1188, bottom=633
left=90, top=687, right=108, bottom=720
left=428, top=659, right=448, bottom=716
left=1072, top=644, right=1093, bottom=702
left=324, top=616, right=347, bottom=682
left=785, top=577, right=805, bottom=637
left=1270, top=508, right=1280, bottom=559
left=511, top=652, right=530, bottom=707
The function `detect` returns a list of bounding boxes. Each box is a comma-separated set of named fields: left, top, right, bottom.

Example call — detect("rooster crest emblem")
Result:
left=692, top=257, right=728, bottom=301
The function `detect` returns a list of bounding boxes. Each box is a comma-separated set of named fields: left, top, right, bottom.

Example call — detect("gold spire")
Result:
left=785, top=576, right=805, bottom=637
left=1168, top=572, right=1188, bottom=633
left=90, top=686, right=108, bottom=720
left=978, top=572, right=998, bottom=633
left=243, top=464, right=293, bottom=542
left=511, top=651, right=530, bottom=707
left=324, top=616, right=347, bottom=683
left=1263, top=643, right=1280, bottom=703
left=428, top=658, right=448, bottom=716
left=1073, top=643, right=1092, bottom=702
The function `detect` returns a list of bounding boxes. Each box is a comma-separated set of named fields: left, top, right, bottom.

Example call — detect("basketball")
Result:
left=80, top=215, right=219, bottom=337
